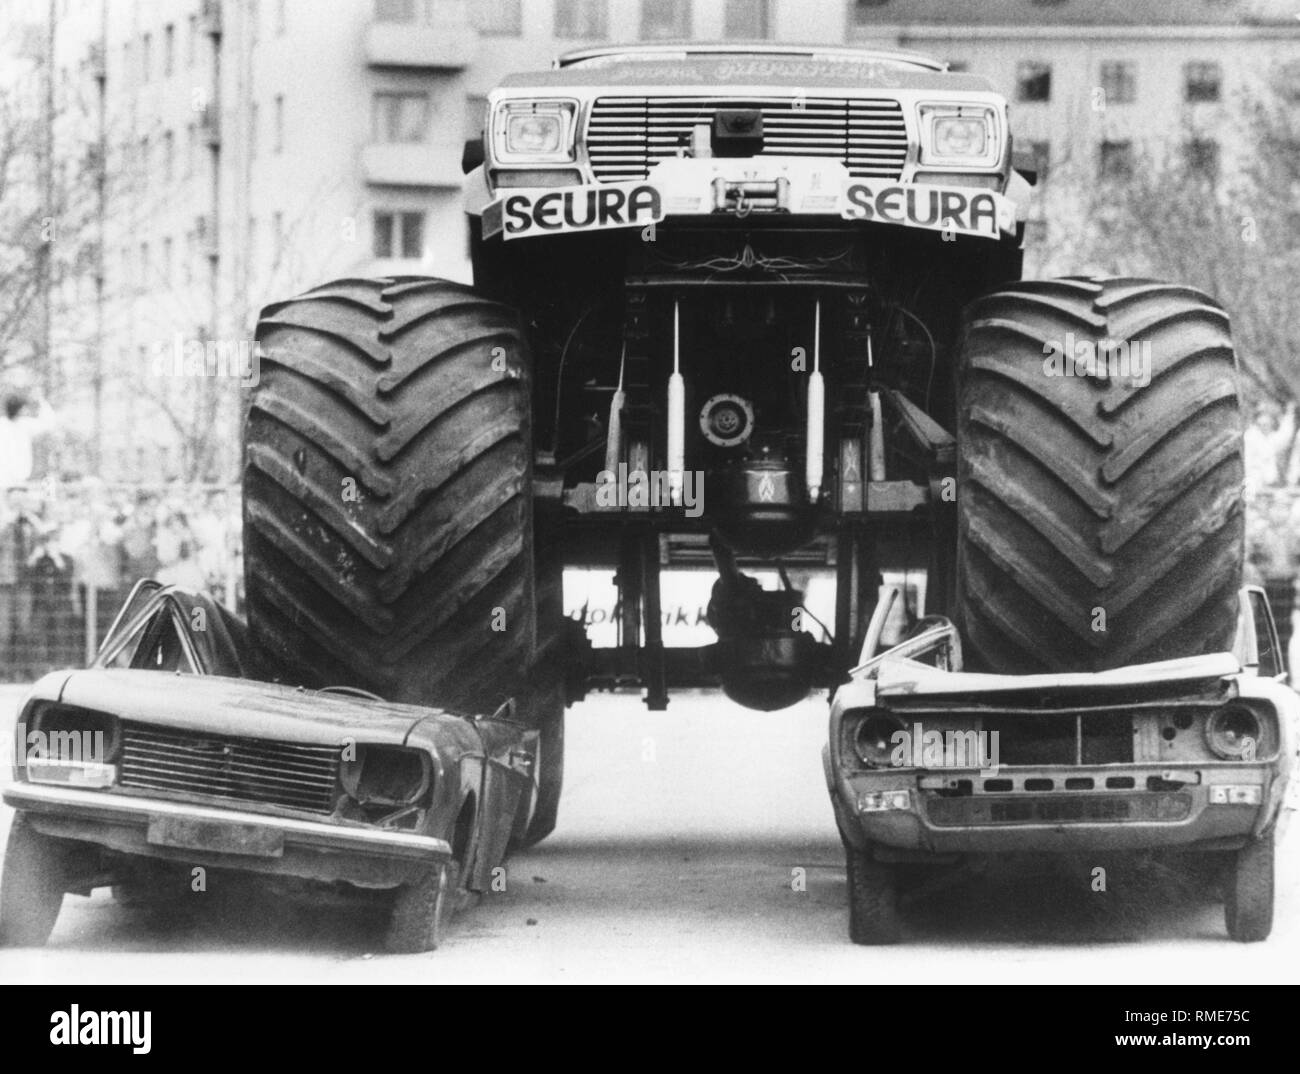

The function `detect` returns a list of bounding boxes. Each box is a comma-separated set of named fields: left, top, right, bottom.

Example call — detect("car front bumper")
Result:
left=4, top=783, right=451, bottom=888
left=831, top=762, right=1288, bottom=856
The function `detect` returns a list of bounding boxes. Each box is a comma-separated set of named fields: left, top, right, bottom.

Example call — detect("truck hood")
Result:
left=47, top=669, right=451, bottom=748
left=498, top=55, right=995, bottom=94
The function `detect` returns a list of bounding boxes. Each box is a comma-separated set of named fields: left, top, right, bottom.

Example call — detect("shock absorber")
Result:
left=806, top=299, right=825, bottom=503
left=668, top=299, right=685, bottom=506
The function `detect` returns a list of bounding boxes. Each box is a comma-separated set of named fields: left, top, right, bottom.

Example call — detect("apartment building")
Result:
left=2, top=0, right=1296, bottom=477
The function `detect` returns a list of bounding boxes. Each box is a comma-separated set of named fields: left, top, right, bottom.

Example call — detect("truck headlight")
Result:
left=493, top=100, right=578, bottom=164
left=918, top=104, right=1000, bottom=168
left=340, top=745, right=431, bottom=807
left=1205, top=706, right=1266, bottom=760
left=18, top=702, right=119, bottom=788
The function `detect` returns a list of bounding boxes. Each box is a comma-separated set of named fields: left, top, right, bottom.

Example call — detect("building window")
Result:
left=1016, top=61, right=1051, bottom=103
left=162, top=237, right=173, bottom=284
left=1283, top=60, right=1300, bottom=104
left=1185, top=61, right=1222, bottom=103
left=141, top=32, right=151, bottom=81
left=376, top=0, right=416, bottom=21
left=276, top=0, right=287, bottom=35
left=1098, top=139, right=1134, bottom=180
left=250, top=0, right=260, bottom=43
left=373, top=92, right=430, bottom=143
left=250, top=101, right=260, bottom=156
left=1026, top=139, right=1050, bottom=183
left=641, top=0, right=690, bottom=39
left=164, top=24, right=175, bottom=77
left=188, top=14, right=197, bottom=66
left=725, top=0, right=770, bottom=38
left=1186, top=138, right=1219, bottom=179
left=163, top=130, right=174, bottom=180
left=373, top=210, right=425, bottom=259
left=1099, top=61, right=1136, bottom=105
left=555, top=0, right=607, bottom=38
left=274, top=94, right=284, bottom=153
left=465, top=94, right=489, bottom=138
left=139, top=135, right=149, bottom=174
left=473, top=0, right=522, bottom=35
left=139, top=242, right=149, bottom=292
left=273, top=211, right=285, bottom=260
left=850, top=0, right=891, bottom=29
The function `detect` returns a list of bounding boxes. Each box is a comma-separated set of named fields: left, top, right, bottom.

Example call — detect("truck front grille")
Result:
left=585, top=96, right=908, bottom=183
left=120, top=723, right=340, bottom=815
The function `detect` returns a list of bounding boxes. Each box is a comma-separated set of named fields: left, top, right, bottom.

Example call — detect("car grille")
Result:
left=926, top=792, right=1193, bottom=827
left=585, top=96, right=908, bottom=183
left=120, top=723, right=340, bottom=815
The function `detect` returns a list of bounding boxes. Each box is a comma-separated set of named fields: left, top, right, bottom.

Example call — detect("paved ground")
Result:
left=0, top=683, right=1297, bottom=984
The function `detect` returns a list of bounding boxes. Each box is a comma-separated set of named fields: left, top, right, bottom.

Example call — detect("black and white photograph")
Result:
left=0, top=0, right=1296, bottom=1031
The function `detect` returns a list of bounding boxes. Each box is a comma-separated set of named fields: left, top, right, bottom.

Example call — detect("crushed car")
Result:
left=825, top=585, right=1299, bottom=944
left=1, top=581, right=536, bottom=952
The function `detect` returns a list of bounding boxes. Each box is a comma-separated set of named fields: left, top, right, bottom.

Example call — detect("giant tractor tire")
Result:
left=244, top=278, right=563, bottom=845
left=954, top=277, right=1244, bottom=673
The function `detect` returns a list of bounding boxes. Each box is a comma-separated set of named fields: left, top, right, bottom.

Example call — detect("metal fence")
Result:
left=0, top=480, right=1295, bottom=683
left=0, top=483, right=240, bottom=682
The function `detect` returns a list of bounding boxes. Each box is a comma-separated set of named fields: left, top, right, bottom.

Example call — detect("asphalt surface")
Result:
left=0, top=683, right=1297, bottom=984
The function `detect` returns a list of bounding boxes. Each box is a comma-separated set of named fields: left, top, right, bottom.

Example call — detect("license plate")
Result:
left=147, top=815, right=284, bottom=858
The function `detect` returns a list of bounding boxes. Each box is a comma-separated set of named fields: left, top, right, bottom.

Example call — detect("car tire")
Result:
left=512, top=682, right=565, bottom=849
left=1225, top=832, right=1273, bottom=942
left=0, top=814, right=71, bottom=948
left=385, top=860, right=459, bottom=954
left=954, top=277, right=1243, bottom=672
left=845, top=843, right=903, bottom=945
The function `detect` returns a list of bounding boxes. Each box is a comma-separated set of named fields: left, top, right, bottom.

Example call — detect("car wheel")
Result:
left=384, top=859, right=460, bottom=954
left=845, top=843, right=903, bottom=945
left=0, top=814, right=71, bottom=948
left=1225, top=832, right=1273, bottom=942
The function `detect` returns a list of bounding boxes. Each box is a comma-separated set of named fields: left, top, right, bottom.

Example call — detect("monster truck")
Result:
left=243, top=43, right=1245, bottom=848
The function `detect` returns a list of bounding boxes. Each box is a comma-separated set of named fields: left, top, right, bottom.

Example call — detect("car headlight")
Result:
left=918, top=104, right=1001, bottom=168
left=493, top=100, right=578, bottom=164
left=340, top=745, right=431, bottom=807
left=852, top=712, right=907, bottom=768
left=18, top=702, right=119, bottom=788
left=1205, top=706, right=1266, bottom=760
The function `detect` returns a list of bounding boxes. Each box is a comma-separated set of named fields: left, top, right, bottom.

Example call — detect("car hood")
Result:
left=49, top=669, right=452, bottom=748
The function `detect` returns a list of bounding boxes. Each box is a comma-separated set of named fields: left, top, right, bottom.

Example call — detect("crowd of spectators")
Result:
left=0, top=483, right=241, bottom=681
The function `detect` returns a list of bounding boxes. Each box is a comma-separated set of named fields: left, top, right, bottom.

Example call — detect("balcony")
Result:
left=361, top=143, right=463, bottom=188
left=365, top=8, right=474, bottom=70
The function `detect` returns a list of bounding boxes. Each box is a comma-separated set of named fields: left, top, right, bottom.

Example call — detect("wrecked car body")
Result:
left=1, top=581, right=535, bottom=952
left=824, top=585, right=1300, bottom=944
